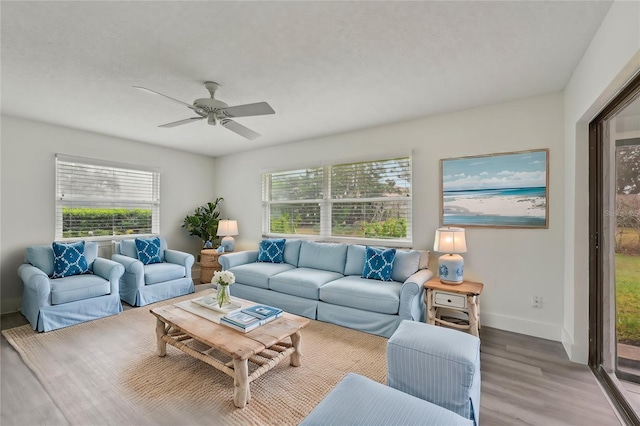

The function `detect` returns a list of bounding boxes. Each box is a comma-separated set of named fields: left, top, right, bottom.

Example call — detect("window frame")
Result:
left=262, top=156, right=412, bottom=247
left=54, top=154, right=161, bottom=241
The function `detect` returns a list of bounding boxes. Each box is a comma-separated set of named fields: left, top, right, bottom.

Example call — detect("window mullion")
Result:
left=321, top=165, right=331, bottom=238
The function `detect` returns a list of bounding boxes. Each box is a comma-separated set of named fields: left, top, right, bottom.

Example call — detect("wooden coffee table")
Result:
left=150, top=297, right=310, bottom=408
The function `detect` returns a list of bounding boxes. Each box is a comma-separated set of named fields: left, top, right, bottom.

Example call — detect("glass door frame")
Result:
left=589, top=71, right=640, bottom=425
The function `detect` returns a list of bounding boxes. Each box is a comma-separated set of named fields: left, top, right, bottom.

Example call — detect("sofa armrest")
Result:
left=398, top=269, right=433, bottom=322
left=111, top=253, right=143, bottom=274
left=219, top=250, right=258, bottom=270
left=18, top=264, right=52, bottom=307
left=164, top=249, right=195, bottom=278
left=93, top=257, right=125, bottom=294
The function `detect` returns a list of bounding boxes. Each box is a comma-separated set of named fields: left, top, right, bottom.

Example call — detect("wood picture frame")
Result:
left=440, top=149, right=549, bottom=228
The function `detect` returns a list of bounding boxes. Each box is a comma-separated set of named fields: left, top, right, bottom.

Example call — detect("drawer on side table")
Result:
left=434, top=291, right=467, bottom=309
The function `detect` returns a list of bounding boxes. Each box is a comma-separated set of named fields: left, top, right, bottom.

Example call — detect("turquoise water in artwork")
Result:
left=443, top=186, right=546, bottom=226
left=443, top=186, right=546, bottom=198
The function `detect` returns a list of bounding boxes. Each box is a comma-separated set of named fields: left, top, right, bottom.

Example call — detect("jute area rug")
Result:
left=2, top=290, right=388, bottom=425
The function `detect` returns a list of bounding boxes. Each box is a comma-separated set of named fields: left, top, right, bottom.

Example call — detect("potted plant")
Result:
left=182, top=198, right=224, bottom=248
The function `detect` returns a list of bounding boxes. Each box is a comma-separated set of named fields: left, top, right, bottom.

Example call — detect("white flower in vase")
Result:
left=212, top=270, right=235, bottom=307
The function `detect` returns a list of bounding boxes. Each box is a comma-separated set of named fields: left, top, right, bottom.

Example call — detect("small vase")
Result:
left=216, top=283, right=231, bottom=307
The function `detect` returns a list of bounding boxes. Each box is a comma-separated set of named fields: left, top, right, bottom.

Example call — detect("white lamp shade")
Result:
left=433, top=227, right=467, bottom=254
left=217, top=220, right=238, bottom=237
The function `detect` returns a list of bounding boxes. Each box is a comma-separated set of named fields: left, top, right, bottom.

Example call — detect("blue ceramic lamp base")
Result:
left=438, top=253, right=464, bottom=285
left=220, top=236, right=235, bottom=252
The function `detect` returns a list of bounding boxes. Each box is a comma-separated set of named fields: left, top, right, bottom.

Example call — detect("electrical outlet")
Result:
left=531, top=296, right=542, bottom=308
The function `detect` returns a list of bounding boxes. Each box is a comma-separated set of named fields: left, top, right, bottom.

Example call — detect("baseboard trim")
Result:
left=561, top=327, right=589, bottom=364
left=481, top=312, right=562, bottom=342
left=1, top=298, right=22, bottom=316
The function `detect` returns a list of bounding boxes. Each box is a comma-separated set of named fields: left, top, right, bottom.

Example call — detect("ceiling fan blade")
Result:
left=133, top=86, right=196, bottom=110
left=220, top=119, right=261, bottom=140
left=159, top=117, right=205, bottom=128
left=219, top=102, right=275, bottom=118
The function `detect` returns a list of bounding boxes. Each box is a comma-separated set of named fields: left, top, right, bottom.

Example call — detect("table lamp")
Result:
left=217, top=219, right=238, bottom=252
left=433, top=227, right=467, bottom=284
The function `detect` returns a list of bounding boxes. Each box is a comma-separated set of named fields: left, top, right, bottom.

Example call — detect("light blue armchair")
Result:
left=112, top=237, right=195, bottom=306
left=19, top=241, right=125, bottom=332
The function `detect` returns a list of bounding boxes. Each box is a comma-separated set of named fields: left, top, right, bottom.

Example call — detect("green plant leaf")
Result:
left=182, top=198, right=224, bottom=244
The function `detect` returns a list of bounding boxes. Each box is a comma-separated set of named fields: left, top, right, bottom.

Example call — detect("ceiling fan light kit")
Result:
left=134, top=81, right=274, bottom=140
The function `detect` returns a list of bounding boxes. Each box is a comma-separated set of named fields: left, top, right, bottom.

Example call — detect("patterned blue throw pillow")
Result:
left=52, top=241, right=89, bottom=278
left=257, top=239, right=286, bottom=263
left=135, top=237, right=162, bottom=265
left=362, top=246, right=396, bottom=281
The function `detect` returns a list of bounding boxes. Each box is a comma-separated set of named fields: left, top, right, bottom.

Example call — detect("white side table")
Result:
left=424, top=277, right=484, bottom=338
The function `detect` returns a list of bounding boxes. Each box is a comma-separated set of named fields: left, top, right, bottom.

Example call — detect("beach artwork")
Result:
left=441, top=149, right=549, bottom=228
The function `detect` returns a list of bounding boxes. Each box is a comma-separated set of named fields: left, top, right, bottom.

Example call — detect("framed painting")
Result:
left=440, top=149, right=549, bottom=228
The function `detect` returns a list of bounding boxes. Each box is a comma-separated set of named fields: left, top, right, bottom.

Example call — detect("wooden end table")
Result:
left=151, top=298, right=310, bottom=408
left=424, top=277, right=484, bottom=338
left=200, top=249, right=223, bottom=284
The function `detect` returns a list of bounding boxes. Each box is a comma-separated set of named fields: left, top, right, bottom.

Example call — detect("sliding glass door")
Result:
left=589, top=72, right=640, bottom=424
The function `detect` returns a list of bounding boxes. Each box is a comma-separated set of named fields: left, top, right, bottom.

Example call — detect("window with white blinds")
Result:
left=262, top=157, right=412, bottom=246
left=55, top=154, right=160, bottom=240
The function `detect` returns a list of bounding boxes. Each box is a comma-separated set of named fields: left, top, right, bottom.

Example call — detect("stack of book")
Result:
left=220, top=304, right=283, bottom=333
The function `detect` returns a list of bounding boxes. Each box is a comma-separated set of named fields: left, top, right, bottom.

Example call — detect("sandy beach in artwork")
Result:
left=444, top=194, right=546, bottom=218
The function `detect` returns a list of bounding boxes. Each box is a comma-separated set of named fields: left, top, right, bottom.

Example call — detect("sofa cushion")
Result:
left=298, top=241, right=348, bottom=274
left=120, top=239, right=139, bottom=259
left=392, top=250, right=422, bottom=282
left=143, top=262, right=185, bottom=285
left=300, top=373, right=473, bottom=426
left=344, top=244, right=366, bottom=276
left=50, top=274, right=111, bottom=305
left=283, top=239, right=302, bottom=266
left=269, top=268, right=344, bottom=300
left=83, top=241, right=99, bottom=271
left=258, top=238, right=285, bottom=263
left=362, top=246, right=396, bottom=281
left=26, top=245, right=56, bottom=277
left=52, top=241, right=89, bottom=278
left=135, top=237, right=162, bottom=265
left=228, top=262, right=296, bottom=289
left=320, top=275, right=401, bottom=314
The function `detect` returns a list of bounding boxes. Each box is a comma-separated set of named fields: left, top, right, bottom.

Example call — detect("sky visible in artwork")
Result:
left=443, top=150, right=547, bottom=191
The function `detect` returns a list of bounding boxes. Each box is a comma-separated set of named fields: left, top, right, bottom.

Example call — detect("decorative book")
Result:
left=220, top=304, right=283, bottom=333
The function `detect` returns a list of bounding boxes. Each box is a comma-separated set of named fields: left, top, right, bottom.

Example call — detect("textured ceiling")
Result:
left=1, top=1, right=612, bottom=157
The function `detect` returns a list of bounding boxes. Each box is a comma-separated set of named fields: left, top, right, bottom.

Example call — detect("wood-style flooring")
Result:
left=0, top=291, right=629, bottom=425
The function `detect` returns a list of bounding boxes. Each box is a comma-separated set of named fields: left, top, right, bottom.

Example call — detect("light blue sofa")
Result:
left=219, top=240, right=432, bottom=337
left=112, top=238, right=195, bottom=307
left=301, top=320, right=481, bottom=425
left=19, top=241, right=125, bottom=332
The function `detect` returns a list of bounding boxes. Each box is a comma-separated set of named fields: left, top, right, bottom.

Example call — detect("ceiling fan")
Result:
left=133, top=81, right=275, bottom=140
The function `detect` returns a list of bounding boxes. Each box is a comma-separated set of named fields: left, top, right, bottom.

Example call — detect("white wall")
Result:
left=0, top=116, right=217, bottom=313
left=214, top=92, right=566, bottom=341
left=562, top=0, right=640, bottom=363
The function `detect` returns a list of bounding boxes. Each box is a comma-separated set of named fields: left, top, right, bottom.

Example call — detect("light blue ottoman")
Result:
left=387, top=320, right=481, bottom=425
left=300, top=373, right=473, bottom=426
left=301, top=320, right=481, bottom=425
